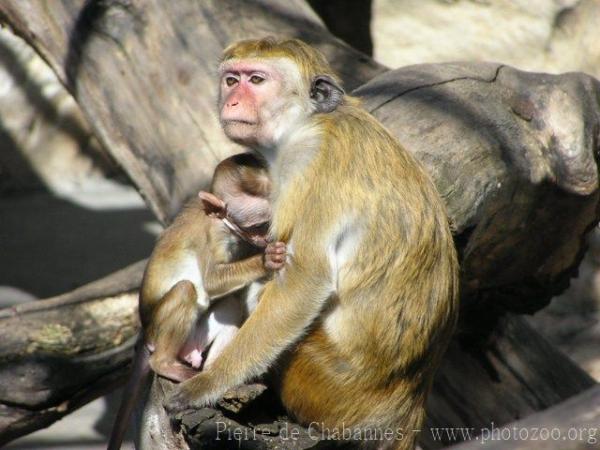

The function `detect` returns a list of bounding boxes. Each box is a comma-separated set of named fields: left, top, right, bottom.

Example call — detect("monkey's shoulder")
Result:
left=170, top=198, right=214, bottom=232
left=315, top=105, right=400, bottom=157
left=150, top=201, right=213, bottom=256
left=318, top=102, right=382, bottom=130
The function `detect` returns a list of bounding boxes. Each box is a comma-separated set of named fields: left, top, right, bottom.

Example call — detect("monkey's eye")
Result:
left=241, top=222, right=269, bottom=234
left=249, top=75, right=265, bottom=85
left=225, top=76, right=238, bottom=87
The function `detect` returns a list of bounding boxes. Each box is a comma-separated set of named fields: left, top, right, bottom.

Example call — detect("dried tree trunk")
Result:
left=450, top=385, right=600, bottom=450
left=1, top=1, right=599, bottom=448
left=0, top=261, right=144, bottom=445
left=0, top=0, right=384, bottom=225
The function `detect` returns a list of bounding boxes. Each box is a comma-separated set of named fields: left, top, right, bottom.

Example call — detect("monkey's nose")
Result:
left=228, top=101, right=239, bottom=107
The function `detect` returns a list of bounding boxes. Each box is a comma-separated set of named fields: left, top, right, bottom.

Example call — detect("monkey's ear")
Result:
left=310, top=75, right=344, bottom=113
left=198, top=191, right=227, bottom=218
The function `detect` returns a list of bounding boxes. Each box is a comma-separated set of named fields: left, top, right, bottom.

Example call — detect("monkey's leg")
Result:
left=280, top=328, right=422, bottom=450
left=149, top=280, right=200, bottom=383
left=164, top=258, right=332, bottom=412
left=201, top=296, right=243, bottom=368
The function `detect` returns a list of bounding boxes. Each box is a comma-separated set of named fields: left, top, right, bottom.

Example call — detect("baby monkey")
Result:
left=141, top=152, right=284, bottom=380
left=107, top=152, right=285, bottom=450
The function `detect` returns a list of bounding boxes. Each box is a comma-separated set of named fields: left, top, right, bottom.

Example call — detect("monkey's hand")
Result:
left=264, top=241, right=287, bottom=271
left=163, top=372, right=221, bottom=415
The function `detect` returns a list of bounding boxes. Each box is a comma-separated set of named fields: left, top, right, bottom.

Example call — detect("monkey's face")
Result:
left=219, top=59, right=311, bottom=148
left=225, top=193, right=272, bottom=247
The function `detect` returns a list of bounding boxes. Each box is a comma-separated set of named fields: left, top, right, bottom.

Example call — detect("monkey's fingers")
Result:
left=272, top=245, right=287, bottom=254
left=265, top=242, right=286, bottom=254
left=264, top=256, right=286, bottom=271
left=164, top=374, right=214, bottom=415
left=267, top=253, right=285, bottom=263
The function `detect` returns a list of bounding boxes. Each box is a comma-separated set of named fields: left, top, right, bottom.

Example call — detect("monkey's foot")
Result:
left=183, top=349, right=203, bottom=369
left=154, top=361, right=199, bottom=383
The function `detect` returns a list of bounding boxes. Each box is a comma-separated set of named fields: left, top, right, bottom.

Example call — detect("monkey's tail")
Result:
left=107, top=340, right=152, bottom=450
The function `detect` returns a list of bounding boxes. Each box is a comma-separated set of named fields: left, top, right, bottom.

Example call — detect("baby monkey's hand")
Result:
left=263, top=241, right=287, bottom=271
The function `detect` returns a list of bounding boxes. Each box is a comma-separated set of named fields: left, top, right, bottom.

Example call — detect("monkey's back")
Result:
left=140, top=198, right=214, bottom=325
left=277, top=102, right=459, bottom=443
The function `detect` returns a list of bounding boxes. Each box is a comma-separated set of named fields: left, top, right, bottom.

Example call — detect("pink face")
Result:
left=219, top=60, right=285, bottom=147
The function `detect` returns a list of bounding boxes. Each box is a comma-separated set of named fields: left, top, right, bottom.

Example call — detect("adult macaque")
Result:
left=165, top=38, right=459, bottom=450
left=107, top=152, right=286, bottom=450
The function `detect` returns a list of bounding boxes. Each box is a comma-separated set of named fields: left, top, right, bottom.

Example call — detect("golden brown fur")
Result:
left=272, top=103, right=458, bottom=449
left=222, top=37, right=340, bottom=86
left=166, top=38, right=459, bottom=450
left=108, top=153, right=278, bottom=450
left=139, top=197, right=265, bottom=378
left=140, top=154, right=273, bottom=380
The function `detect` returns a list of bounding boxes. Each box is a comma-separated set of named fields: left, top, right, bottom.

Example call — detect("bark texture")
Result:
left=0, top=261, right=144, bottom=446
left=0, top=0, right=384, bottom=224
left=450, top=385, right=600, bottom=450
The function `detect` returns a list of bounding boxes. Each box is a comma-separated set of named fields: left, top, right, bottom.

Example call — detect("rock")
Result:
left=373, top=0, right=600, bottom=80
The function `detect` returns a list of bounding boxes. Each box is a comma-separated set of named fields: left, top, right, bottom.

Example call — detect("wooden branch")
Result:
left=0, top=261, right=145, bottom=445
left=355, top=63, right=600, bottom=314
left=0, top=0, right=385, bottom=224
left=449, top=384, right=600, bottom=450
left=422, top=315, right=595, bottom=449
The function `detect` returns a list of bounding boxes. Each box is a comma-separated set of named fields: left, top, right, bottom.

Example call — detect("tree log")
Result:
left=449, top=385, right=600, bottom=450
left=0, top=261, right=144, bottom=445
left=356, top=63, right=600, bottom=314
left=1, top=1, right=600, bottom=448
left=422, top=315, right=595, bottom=448
left=0, top=0, right=385, bottom=225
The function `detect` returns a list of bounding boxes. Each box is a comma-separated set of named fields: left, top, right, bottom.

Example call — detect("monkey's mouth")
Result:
left=245, top=232, right=269, bottom=248
left=221, top=119, right=257, bottom=126
left=221, top=121, right=260, bottom=146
